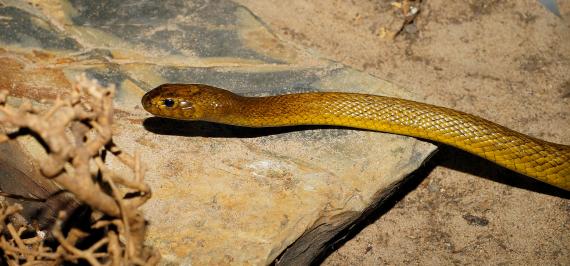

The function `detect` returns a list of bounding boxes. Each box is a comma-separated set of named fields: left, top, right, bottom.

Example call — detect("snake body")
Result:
left=142, top=84, right=570, bottom=191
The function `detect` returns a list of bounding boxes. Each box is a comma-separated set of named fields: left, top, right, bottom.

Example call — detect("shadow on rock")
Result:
left=142, top=116, right=345, bottom=138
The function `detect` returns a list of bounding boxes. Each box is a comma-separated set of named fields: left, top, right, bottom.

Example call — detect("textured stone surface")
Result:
left=0, top=0, right=435, bottom=264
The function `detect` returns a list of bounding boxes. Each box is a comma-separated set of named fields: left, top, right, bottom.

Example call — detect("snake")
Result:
left=141, top=84, right=570, bottom=191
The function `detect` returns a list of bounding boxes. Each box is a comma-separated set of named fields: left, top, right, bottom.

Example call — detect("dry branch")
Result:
left=0, top=75, right=159, bottom=264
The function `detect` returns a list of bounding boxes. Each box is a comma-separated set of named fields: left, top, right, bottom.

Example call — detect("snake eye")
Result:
left=163, top=98, right=175, bottom=107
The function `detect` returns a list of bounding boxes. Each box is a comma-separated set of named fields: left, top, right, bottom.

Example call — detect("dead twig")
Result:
left=0, top=74, right=159, bottom=264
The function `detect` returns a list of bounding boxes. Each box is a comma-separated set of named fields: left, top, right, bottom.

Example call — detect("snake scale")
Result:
left=142, top=84, right=570, bottom=191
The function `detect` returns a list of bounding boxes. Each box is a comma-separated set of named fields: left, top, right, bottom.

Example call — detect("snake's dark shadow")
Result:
left=142, top=116, right=345, bottom=138
left=143, top=117, right=569, bottom=198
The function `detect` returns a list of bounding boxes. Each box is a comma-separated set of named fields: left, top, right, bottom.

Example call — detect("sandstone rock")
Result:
left=0, top=1, right=435, bottom=264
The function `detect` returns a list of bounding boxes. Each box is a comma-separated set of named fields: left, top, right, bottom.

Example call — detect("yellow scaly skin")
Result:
left=142, top=84, right=570, bottom=191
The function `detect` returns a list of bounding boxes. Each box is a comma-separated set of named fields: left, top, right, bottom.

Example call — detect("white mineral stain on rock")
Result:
left=301, top=172, right=333, bottom=191
left=247, top=159, right=292, bottom=176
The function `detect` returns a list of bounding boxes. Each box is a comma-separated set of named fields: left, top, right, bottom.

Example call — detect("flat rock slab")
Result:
left=0, top=0, right=436, bottom=264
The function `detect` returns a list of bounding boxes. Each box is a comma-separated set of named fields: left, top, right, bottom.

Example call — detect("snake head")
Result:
left=141, top=83, right=237, bottom=121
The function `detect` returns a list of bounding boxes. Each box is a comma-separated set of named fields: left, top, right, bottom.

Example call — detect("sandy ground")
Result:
left=236, top=0, right=570, bottom=264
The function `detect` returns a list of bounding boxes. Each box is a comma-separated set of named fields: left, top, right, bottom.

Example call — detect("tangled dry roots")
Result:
left=0, top=75, right=159, bottom=265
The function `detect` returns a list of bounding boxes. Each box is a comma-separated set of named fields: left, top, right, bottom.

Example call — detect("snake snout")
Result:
left=141, top=92, right=155, bottom=114
left=141, top=92, right=150, bottom=109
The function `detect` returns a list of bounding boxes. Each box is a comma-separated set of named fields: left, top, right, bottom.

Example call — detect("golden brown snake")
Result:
left=141, top=84, right=570, bottom=191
